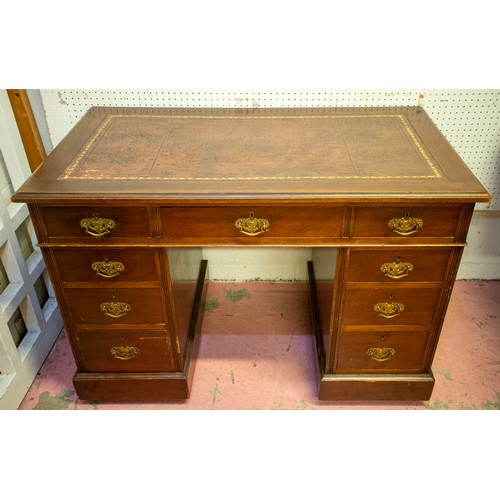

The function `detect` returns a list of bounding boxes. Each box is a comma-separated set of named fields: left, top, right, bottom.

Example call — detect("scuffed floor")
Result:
left=18, top=280, right=500, bottom=410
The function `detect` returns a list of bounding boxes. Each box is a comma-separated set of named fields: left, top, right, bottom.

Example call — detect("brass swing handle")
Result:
left=100, top=301, right=131, bottom=318
left=374, top=302, right=405, bottom=318
left=110, top=346, right=139, bottom=360
left=92, top=260, right=125, bottom=278
left=80, top=215, right=116, bottom=237
left=388, top=216, right=423, bottom=236
left=380, top=261, right=414, bottom=279
left=366, top=347, right=396, bottom=362
left=235, top=214, right=270, bottom=236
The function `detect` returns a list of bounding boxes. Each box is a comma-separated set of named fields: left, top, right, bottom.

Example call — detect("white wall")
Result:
left=460, top=211, right=500, bottom=279
left=26, top=90, right=53, bottom=154
left=29, top=89, right=500, bottom=280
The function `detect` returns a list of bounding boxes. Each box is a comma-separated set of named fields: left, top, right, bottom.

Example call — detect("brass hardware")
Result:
left=110, top=346, right=139, bottom=360
left=380, top=261, right=414, bottom=279
left=100, top=301, right=131, bottom=318
left=366, top=347, right=396, bottom=362
left=374, top=302, right=405, bottom=318
left=388, top=216, right=423, bottom=236
left=92, top=260, right=125, bottom=278
left=80, top=215, right=116, bottom=237
left=235, top=213, right=270, bottom=236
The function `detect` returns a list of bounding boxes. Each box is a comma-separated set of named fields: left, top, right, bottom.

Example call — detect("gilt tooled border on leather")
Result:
left=59, top=114, right=442, bottom=181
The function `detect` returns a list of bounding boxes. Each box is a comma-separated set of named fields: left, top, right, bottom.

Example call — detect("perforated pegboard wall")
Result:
left=39, top=89, right=499, bottom=210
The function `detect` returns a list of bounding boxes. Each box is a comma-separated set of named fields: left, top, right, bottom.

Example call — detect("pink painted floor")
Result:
left=18, top=280, right=500, bottom=410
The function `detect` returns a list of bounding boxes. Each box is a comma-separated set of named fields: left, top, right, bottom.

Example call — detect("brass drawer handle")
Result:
left=80, top=214, right=116, bottom=237
left=380, top=261, right=414, bottom=279
left=92, top=260, right=125, bottom=278
left=388, top=216, right=423, bottom=236
left=366, top=347, right=396, bottom=362
left=235, top=213, right=270, bottom=236
left=374, top=302, right=405, bottom=318
left=110, top=346, right=139, bottom=360
left=100, top=301, right=131, bottom=318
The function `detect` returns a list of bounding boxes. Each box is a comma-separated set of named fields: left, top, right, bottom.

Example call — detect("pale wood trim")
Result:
left=7, top=89, right=46, bottom=172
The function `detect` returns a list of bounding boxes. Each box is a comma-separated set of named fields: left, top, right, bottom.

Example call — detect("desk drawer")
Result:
left=77, top=329, right=176, bottom=372
left=160, top=205, right=343, bottom=242
left=40, top=206, right=152, bottom=239
left=336, top=330, right=430, bottom=373
left=352, top=205, right=461, bottom=239
left=65, top=288, right=166, bottom=325
left=347, top=248, right=451, bottom=283
left=342, top=286, right=441, bottom=326
left=53, top=248, right=160, bottom=283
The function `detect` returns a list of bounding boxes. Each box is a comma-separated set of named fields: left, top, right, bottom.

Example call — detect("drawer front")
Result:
left=65, top=288, right=166, bottom=325
left=40, top=206, right=152, bottom=239
left=342, top=286, right=441, bottom=326
left=336, top=330, right=430, bottom=373
left=53, top=248, right=160, bottom=283
left=160, top=205, right=343, bottom=242
left=352, top=205, right=461, bottom=239
left=77, top=329, right=176, bottom=372
left=347, top=248, right=451, bottom=283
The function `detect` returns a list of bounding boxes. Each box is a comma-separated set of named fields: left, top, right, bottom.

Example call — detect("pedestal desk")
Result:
left=12, top=107, right=490, bottom=402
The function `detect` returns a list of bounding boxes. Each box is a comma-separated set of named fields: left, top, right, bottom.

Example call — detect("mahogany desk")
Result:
left=13, top=107, right=491, bottom=402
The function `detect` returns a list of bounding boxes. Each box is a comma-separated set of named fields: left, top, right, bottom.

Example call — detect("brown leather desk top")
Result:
left=13, top=106, right=490, bottom=204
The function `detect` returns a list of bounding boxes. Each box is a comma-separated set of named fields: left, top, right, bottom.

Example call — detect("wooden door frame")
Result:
left=7, top=89, right=46, bottom=172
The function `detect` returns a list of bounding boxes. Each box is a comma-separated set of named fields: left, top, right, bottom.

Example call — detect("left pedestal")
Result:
left=31, top=203, right=208, bottom=403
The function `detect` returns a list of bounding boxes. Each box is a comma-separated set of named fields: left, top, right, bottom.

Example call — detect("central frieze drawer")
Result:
left=65, top=288, right=166, bottom=325
left=77, top=329, right=176, bottom=372
left=352, top=205, right=462, bottom=239
left=160, top=206, right=343, bottom=242
left=342, top=286, right=441, bottom=326
left=40, top=206, right=152, bottom=239
left=53, top=248, right=161, bottom=283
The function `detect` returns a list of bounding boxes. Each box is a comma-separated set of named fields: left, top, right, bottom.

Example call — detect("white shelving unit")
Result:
left=0, top=91, right=63, bottom=409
